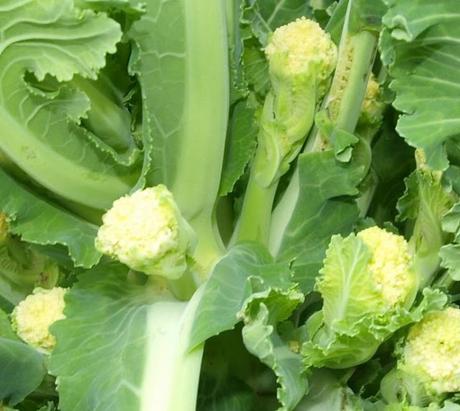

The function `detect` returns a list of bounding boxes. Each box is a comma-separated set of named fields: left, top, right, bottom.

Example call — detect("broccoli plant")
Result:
left=2, top=0, right=460, bottom=411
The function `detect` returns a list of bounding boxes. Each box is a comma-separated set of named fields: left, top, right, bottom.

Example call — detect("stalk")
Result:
left=233, top=19, right=336, bottom=246
left=270, top=13, right=379, bottom=255
left=140, top=288, right=205, bottom=411
left=233, top=148, right=278, bottom=244
left=145, top=0, right=229, bottom=273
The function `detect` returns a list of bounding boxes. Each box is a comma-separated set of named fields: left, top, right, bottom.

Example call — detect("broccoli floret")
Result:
left=12, top=287, right=67, bottom=352
left=95, top=185, right=196, bottom=279
left=358, top=226, right=417, bottom=307
left=399, top=307, right=460, bottom=395
left=303, top=226, right=420, bottom=369
left=257, top=17, right=337, bottom=185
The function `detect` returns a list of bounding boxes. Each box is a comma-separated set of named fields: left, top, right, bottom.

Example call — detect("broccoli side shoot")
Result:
left=95, top=185, right=196, bottom=280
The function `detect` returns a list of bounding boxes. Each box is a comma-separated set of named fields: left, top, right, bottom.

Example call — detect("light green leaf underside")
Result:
left=0, top=169, right=101, bottom=268
left=381, top=0, right=460, bottom=170
left=241, top=292, right=306, bottom=411
left=274, top=151, right=364, bottom=292
left=397, top=169, right=455, bottom=285
left=0, top=309, right=47, bottom=406
left=49, top=263, right=203, bottom=411
left=0, top=0, right=134, bottom=209
left=317, top=234, right=382, bottom=330
left=189, top=243, right=293, bottom=349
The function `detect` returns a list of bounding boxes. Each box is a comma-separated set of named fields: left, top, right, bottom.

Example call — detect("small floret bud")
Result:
left=12, top=287, right=67, bottom=352
left=359, top=74, right=385, bottom=127
left=358, top=226, right=416, bottom=307
left=265, top=17, right=337, bottom=91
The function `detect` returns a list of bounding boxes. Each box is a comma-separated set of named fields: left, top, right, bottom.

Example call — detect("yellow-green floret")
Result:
left=265, top=17, right=337, bottom=88
left=95, top=185, right=195, bottom=279
left=399, top=307, right=460, bottom=395
left=358, top=227, right=416, bottom=306
left=359, top=74, right=385, bottom=126
left=12, top=287, right=67, bottom=352
left=255, top=18, right=337, bottom=186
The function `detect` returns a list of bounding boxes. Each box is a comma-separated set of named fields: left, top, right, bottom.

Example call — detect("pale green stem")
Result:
left=233, top=147, right=278, bottom=245
left=270, top=31, right=379, bottom=255
left=167, top=0, right=229, bottom=271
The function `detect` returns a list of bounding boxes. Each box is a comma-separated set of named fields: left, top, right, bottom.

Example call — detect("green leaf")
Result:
left=348, top=0, right=386, bottom=34
left=397, top=169, right=455, bottom=286
left=0, top=309, right=47, bottom=406
left=440, top=203, right=460, bottom=280
left=227, top=0, right=251, bottom=104
left=242, top=42, right=270, bottom=98
left=49, top=262, right=204, bottom=411
left=243, top=0, right=313, bottom=46
left=197, top=329, right=267, bottom=411
left=314, top=111, right=359, bottom=163
left=189, top=243, right=295, bottom=349
left=0, top=310, right=17, bottom=341
left=0, top=236, right=56, bottom=307
left=220, top=101, right=258, bottom=196
left=381, top=0, right=460, bottom=170
left=0, top=0, right=135, bottom=210
left=316, top=234, right=382, bottom=330
left=367, top=123, right=415, bottom=226
left=0, top=170, right=101, bottom=268
left=75, top=0, right=145, bottom=15
left=241, top=293, right=306, bottom=410
left=295, top=369, right=362, bottom=411
left=302, top=288, right=447, bottom=369
left=271, top=150, right=365, bottom=292
left=197, top=375, right=254, bottom=411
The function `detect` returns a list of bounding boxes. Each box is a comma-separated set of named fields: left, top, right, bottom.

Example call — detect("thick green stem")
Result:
left=167, top=0, right=229, bottom=269
left=305, top=31, right=377, bottom=151
left=170, top=1, right=229, bottom=220
left=233, top=148, right=278, bottom=245
left=168, top=270, right=197, bottom=301
left=140, top=288, right=205, bottom=411
left=141, top=0, right=229, bottom=271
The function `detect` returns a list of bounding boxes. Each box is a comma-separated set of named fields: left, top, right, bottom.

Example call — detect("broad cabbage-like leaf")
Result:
left=0, top=0, right=135, bottom=210
left=240, top=291, right=305, bottom=410
left=397, top=169, right=455, bottom=286
left=49, top=263, right=204, bottom=411
left=270, top=150, right=365, bottom=292
left=0, top=169, right=101, bottom=268
left=381, top=0, right=460, bottom=170
left=0, top=309, right=47, bottom=406
left=189, top=243, right=295, bottom=349
left=302, top=233, right=447, bottom=369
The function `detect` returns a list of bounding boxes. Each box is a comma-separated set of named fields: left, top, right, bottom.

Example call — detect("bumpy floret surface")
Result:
left=358, top=227, right=415, bottom=306
left=12, top=287, right=67, bottom=352
left=400, top=307, right=460, bottom=395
